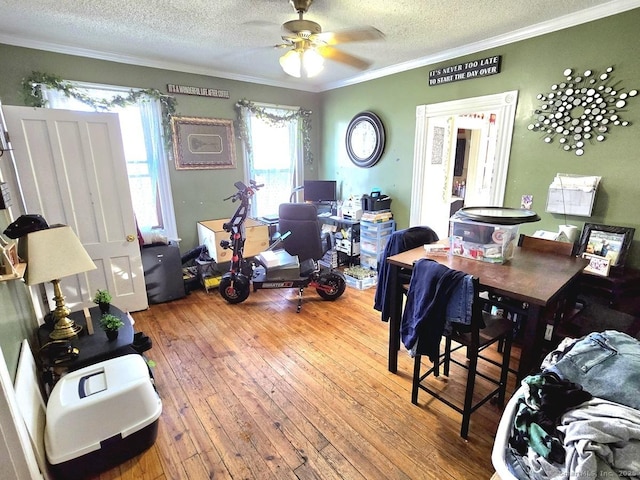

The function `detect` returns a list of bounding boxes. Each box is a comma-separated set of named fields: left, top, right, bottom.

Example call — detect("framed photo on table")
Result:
left=577, top=223, right=635, bottom=270
left=582, top=252, right=611, bottom=276
left=171, top=116, right=236, bottom=170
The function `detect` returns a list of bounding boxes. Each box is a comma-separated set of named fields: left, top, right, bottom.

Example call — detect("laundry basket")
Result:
left=491, top=385, right=525, bottom=480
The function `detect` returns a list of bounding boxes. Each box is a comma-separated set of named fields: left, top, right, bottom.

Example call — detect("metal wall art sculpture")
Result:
left=528, top=67, right=637, bottom=156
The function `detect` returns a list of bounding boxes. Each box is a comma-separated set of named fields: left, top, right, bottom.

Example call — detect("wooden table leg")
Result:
left=517, top=304, right=546, bottom=383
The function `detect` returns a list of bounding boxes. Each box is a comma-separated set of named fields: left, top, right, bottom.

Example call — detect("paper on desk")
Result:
left=550, top=173, right=601, bottom=192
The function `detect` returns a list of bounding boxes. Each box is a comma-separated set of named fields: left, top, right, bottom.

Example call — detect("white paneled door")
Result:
left=3, top=106, right=148, bottom=313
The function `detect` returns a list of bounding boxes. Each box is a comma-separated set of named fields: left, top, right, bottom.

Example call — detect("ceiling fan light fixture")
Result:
left=302, top=48, right=324, bottom=77
left=279, top=50, right=302, bottom=78
left=279, top=48, right=324, bottom=78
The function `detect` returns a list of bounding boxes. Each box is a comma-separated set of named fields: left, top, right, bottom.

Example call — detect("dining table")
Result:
left=384, top=245, right=589, bottom=382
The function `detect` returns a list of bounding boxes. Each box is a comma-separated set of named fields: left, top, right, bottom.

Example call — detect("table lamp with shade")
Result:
left=25, top=226, right=97, bottom=340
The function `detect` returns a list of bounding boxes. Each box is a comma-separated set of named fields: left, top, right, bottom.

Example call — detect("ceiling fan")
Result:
left=276, top=0, right=384, bottom=78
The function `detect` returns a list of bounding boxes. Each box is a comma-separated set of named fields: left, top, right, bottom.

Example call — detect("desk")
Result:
left=319, top=216, right=360, bottom=266
left=385, top=246, right=589, bottom=381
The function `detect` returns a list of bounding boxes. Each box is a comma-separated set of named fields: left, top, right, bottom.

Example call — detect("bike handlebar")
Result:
left=223, top=180, right=264, bottom=202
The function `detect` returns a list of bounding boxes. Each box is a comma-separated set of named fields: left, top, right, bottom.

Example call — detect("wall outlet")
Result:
left=544, top=324, right=554, bottom=341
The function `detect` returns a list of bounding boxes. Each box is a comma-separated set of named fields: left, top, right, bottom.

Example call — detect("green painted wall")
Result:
left=0, top=45, right=322, bottom=251
left=320, top=9, right=640, bottom=269
left=0, top=213, right=38, bottom=380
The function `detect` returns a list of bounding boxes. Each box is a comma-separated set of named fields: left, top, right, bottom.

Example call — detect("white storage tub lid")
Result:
left=454, top=207, right=540, bottom=225
left=45, top=354, right=161, bottom=465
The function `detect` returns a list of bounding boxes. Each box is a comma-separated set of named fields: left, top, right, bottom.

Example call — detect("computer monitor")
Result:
left=303, top=180, right=337, bottom=203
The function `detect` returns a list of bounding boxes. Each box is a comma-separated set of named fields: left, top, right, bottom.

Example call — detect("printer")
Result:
left=342, top=198, right=363, bottom=220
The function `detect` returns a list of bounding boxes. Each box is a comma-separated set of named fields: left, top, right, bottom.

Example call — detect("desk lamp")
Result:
left=25, top=226, right=97, bottom=340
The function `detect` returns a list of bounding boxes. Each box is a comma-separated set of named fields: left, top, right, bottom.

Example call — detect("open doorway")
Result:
left=409, top=90, right=519, bottom=239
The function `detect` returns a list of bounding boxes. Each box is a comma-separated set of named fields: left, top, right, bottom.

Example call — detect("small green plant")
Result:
left=99, top=313, right=124, bottom=332
left=93, top=289, right=112, bottom=305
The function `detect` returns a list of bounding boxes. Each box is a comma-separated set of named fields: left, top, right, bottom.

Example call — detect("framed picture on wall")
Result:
left=171, top=116, right=237, bottom=170
left=577, top=223, right=635, bottom=269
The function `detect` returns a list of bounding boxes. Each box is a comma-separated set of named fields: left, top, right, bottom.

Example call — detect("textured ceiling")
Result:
left=1, top=0, right=638, bottom=92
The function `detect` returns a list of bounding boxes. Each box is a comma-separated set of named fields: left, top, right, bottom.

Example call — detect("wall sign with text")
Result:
left=429, top=55, right=502, bottom=86
left=167, top=84, right=230, bottom=99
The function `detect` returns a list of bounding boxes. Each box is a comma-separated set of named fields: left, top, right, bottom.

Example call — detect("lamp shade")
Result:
left=279, top=48, right=324, bottom=78
left=25, top=226, right=97, bottom=285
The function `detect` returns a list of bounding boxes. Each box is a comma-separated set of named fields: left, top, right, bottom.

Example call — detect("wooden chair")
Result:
left=517, top=234, right=574, bottom=256
left=411, top=275, right=514, bottom=439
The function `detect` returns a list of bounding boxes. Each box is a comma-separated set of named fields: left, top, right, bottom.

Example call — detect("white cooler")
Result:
left=45, top=354, right=162, bottom=479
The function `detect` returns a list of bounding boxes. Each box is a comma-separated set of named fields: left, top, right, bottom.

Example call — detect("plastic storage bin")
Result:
left=344, top=272, right=378, bottom=290
left=45, top=354, right=162, bottom=480
left=360, top=219, right=395, bottom=271
left=359, top=254, right=378, bottom=270
left=449, top=214, right=519, bottom=264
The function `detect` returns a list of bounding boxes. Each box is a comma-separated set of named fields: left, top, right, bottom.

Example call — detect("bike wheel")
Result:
left=219, top=273, right=250, bottom=304
left=316, top=272, right=346, bottom=300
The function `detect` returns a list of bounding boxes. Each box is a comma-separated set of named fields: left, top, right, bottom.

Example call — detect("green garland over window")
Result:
left=20, top=71, right=177, bottom=145
left=235, top=98, right=313, bottom=165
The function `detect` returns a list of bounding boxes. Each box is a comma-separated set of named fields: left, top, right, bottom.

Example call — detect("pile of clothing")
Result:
left=505, top=330, right=640, bottom=480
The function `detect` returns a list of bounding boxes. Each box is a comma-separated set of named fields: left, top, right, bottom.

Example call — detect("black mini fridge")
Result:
left=141, top=242, right=186, bottom=304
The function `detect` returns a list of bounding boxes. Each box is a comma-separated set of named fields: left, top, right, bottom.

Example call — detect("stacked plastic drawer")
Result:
left=359, top=219, right=395, bottom=270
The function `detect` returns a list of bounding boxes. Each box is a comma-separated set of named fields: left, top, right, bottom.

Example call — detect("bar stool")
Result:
left=410, top=275, right=514, bottom=438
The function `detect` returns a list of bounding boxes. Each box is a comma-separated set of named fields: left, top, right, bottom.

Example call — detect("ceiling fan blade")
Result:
left=313, top=27, right=384, bottom=45
left=317, top=46, right=372, bottom=70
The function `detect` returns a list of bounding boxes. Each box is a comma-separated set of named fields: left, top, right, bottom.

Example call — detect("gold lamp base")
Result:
left=48, top=278, right=83, bottom=340
left=49, top=317, right=83, bottom=340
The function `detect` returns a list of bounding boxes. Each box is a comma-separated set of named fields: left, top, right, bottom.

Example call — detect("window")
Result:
left=240, top=104, right=304, bottom=218
left=42, top=82, right=178, bottom=239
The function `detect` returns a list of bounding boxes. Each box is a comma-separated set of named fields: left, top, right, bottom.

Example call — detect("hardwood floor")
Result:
left=89, top=284, right=519, bottom=480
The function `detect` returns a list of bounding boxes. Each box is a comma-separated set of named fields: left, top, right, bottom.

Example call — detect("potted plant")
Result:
left=93, top=289, right=112, bottom=313
left=99, top=313, right=124, bottom=341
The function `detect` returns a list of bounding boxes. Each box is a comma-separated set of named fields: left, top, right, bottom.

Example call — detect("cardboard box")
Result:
left=197, top=218, right=269, bottom=263
left=449, top=215, right=519, bottom=264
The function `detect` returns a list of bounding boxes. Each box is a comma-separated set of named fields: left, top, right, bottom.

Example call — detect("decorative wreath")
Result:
left=528, top=67, right=637, bottom=156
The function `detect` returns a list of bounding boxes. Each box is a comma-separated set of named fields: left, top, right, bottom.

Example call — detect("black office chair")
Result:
left=408, top=262, right=513, bottom=439
left=278, top=202, right=327, bottom=266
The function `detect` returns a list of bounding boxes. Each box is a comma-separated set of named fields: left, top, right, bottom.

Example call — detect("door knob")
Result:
left=126, top=234, right=136, bottom=242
